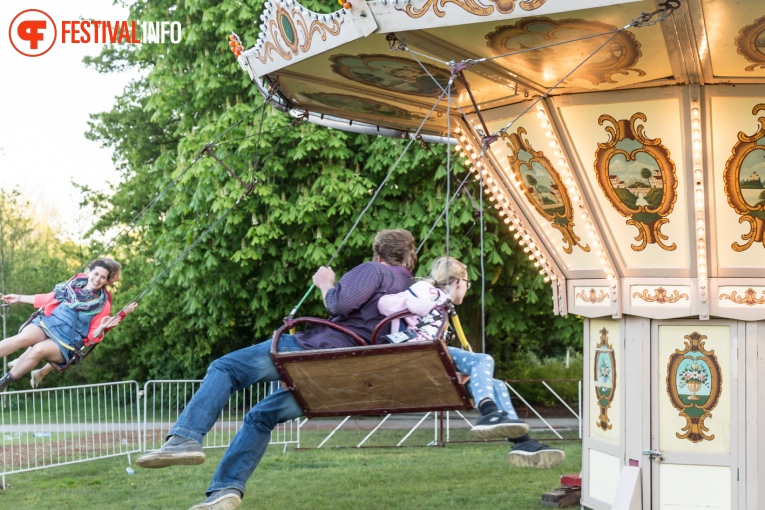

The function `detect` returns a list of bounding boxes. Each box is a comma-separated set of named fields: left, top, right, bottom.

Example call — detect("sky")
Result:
left=0, top=0, right=137, bottom=240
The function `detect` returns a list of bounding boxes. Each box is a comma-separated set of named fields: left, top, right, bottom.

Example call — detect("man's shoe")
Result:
left=507, top=439, right=565, bottom=469
left=470, top=411, right=529, bottom=440
left=135, top=436, right=205, bottom=468
left=189, top=489, right=242, bottom=510
left=30, top=369, right=42, bottom=389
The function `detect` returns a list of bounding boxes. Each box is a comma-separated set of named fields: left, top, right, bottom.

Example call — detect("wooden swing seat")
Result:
left=271, top=309, right=473, bottom=418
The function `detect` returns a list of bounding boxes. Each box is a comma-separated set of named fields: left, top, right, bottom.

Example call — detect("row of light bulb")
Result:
left=690, top=103, right=708, bottom=298
left=252, top=0, right=346, bottom=58
left=533, top=105, right=618, bottom=287
left=453, top=126, right=559, bottom=284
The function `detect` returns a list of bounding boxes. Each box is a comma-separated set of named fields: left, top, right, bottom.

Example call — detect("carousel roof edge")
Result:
left=240, top=0, right=378, bottom=78
left=239, top=0, right=645, bottom=78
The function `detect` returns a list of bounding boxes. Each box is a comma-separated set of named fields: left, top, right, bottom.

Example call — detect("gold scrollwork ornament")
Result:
left=735, top=15, right=765, bottom=72
left=577, top=288, right=608, bottom=303
left=258, top=5, right=341, bottom=64
left=723, top=104, right=765, bottom=252
left=594, top=113, right=678, bottom=251
left=632, top=287, right=689, bottom=304
left=404, top=0, right=545, bottom=19
left=719, top=288, right=765, bottom=306
left=503, top=128, right=589, bottom=254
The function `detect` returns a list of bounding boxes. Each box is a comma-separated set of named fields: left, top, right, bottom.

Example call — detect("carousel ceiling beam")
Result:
left=660, top=0, right=705, bottom=84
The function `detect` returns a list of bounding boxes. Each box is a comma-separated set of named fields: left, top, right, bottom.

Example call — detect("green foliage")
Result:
left=0, top=189, right=82, bottom=340
left=502, top=351, right=583, bottom=407
left=77, top=0, right=582, bottom=383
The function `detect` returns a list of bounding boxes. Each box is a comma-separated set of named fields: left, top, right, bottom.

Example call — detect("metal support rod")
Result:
left=203, top=146, right=253, bottom=191
left=504, top=382, right=564, bottom=440
left=357, top=415, right=392, bottom=447
left=397, top=412, right=432, bottom=447
left=541, top=381, right=580, bottom=419
left=317, top=416, right=351, bottom=448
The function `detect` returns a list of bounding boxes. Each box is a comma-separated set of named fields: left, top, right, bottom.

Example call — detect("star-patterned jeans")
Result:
left=447, top=347, right=519, bottom=419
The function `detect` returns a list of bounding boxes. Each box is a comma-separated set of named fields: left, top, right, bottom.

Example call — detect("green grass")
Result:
left=0, top=432, right=582, bottom=510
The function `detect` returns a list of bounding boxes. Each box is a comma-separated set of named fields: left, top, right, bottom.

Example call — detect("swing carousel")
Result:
left=234, top=0, right=765, bottom=507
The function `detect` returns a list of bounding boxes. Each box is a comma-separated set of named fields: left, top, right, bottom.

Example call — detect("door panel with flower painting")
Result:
left=651, top=322, right=740, bottom=509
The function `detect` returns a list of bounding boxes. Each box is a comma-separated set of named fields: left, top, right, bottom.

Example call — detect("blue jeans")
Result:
left=447, top=347, right=518, bottom=419
left=170, top=335, right=305, bottom=496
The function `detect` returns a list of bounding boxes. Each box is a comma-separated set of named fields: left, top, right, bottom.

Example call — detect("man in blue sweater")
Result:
left=136, top=229, right=417, bottom=510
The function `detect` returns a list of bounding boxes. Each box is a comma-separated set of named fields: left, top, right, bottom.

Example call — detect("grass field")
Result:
left=0, top=432, right=582, bottom=510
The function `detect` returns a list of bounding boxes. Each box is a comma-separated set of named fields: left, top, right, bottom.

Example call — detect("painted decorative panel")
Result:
left=416, top=1, right=669, bottom=94
left=560, top=98, right=691, bottom=271
left=703, top=0, right=765, bottom=78
left=484, top=106, right=603, bottom=274
left=589, top=319, right=620, bottom=444
left=717, top=286, right=765, bottom=308
left=710, top=96, right=765, bottom=270
left=369, top=0, right=644, bottom=35
left=657, top=326, right=730, bottom=454
left=658, top=465, right=731, bottom=509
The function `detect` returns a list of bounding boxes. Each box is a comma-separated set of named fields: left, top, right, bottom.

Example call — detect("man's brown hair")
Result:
left=373, top=229, right=417, bottom=272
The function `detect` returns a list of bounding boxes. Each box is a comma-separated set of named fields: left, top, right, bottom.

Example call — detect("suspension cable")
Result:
left=287, top=80, right=454, bottom=319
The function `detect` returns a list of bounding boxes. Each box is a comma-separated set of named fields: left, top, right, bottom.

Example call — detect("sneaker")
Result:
left=6, top=358, right=19, bottom=368
left=507, top=439, right=565, bottom=469
left=470, top=411, right=529, bottom=440
left=188, top=489, right=242, bottom=510
left=30, top=369, right=42, bottom=389
left=135, top=436, right=205, bottom=469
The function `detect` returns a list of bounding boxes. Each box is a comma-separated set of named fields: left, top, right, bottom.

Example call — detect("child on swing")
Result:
left=378, top=256, right=565, bottom=469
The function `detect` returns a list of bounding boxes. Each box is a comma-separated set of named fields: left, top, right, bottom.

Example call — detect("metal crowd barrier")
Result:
left=0, top=381, right=141, bottom=481
left=141, top=380, right=300, bottom=452
left=1, top=378, right=576, bottom=483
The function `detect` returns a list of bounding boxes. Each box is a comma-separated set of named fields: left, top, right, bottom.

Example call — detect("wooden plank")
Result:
left=275, top=341, right=473, bottom=417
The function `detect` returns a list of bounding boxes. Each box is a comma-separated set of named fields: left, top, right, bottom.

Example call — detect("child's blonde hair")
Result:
left=424, top=256, right=467, bottom=291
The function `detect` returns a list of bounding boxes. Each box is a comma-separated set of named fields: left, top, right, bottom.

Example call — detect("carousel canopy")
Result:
left=236, top=0, right=765, bottom=321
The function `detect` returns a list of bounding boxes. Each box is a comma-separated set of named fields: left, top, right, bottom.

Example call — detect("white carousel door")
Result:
left=650, top=321, right=741, bottom=510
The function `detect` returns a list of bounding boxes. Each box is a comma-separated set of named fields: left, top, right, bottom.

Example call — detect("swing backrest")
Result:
left=270, top=307, right=473, bottom=418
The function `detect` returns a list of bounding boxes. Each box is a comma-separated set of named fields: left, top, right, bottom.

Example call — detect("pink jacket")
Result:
left=33, top=290, right=112, bottom=346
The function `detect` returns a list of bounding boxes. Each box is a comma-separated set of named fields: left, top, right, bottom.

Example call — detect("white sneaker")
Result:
left=30, top=369, right=42, bottom=389
left=7, top=358, right=20, bottom=368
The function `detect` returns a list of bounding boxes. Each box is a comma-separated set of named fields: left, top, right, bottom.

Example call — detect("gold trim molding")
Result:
left=632, top=287, right=689, bottom=304
left=719, top=288, right=765, bottom=306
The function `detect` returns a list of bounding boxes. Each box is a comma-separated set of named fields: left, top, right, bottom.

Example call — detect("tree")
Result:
left=80, top=0, right=581, bottom=382
left=0, top=189, right=81, bottom=371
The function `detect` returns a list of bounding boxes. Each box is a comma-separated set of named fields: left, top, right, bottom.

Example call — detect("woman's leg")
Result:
left=10, top=339, right=64, bottom=379
left=0, top=325, right=48, bottom=358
